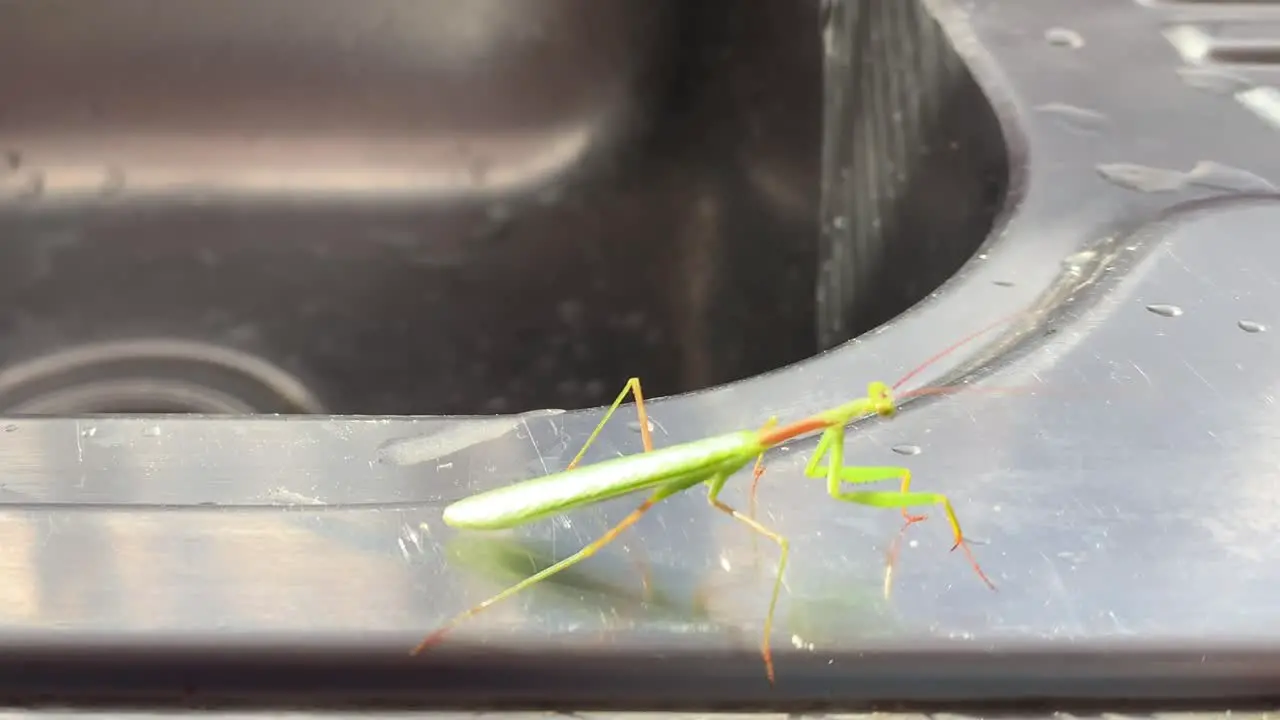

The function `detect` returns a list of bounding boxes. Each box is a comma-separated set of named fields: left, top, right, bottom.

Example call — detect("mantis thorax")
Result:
left=867, top=381, right=896, bottom=418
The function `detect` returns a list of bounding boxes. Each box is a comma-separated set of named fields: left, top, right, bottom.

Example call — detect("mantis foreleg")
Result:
left=568, top=377, right=653, bottom=468
left=804, top=426, right=996, bottom=591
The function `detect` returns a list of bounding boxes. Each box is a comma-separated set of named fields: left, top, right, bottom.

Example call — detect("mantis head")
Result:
left=867, top=381, right=896, bottom=417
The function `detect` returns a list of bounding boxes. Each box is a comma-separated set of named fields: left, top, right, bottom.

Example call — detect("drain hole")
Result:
left=0, top=340, right=326, bottom=415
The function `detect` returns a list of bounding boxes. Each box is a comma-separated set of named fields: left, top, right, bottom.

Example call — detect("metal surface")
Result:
left=0, top=0, right=1278, bottom=713
left=816, top=0, right=1006, bottom=347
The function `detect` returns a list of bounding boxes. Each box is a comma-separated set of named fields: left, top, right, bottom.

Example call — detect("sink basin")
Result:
left=0, top=0, right=1005, bottom=415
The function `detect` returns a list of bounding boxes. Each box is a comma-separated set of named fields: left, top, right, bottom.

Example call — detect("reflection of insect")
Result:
left=412, top=315, right=1013, bottom=685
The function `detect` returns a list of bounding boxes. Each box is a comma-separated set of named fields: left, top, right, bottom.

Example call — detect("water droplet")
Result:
left=1185, top=160, right=1275, bottom=193
left=1045, top=27, right=1084, bottom=49
left=627, top=419, right=655, bottom=434
left=1097, top=163, right=1187, bottom=193
left=1098, top=160, right=1273, bottom=195
left=1177, top=66, right=1252, bottom=96
left=1035, top=103, right=1108, bottom=135
left=1235, top=86, right=1280, bottom=133
left=992, top=279, right=1015, bottom=287
left=1238, top=319, right=1266, bottom=333
left=1146, top=303, right=1183, bottom=318
left=891, top=444, right=922, bottom=456
left=142, top=426, right=161, bottom=437
left=80, top=426, right=97, bottom=438
left=1060, top=249, right=1098, bottom=276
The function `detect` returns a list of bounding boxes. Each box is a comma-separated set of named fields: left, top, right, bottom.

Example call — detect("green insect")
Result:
left=411, top=317, right=1010, bottom=684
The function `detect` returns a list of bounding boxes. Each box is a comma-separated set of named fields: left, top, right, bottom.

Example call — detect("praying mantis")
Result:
left=411, top=314, right=1012, bottom=685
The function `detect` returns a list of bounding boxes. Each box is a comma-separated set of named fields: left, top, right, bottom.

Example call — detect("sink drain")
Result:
left=0, top=339, right=326, bottom=415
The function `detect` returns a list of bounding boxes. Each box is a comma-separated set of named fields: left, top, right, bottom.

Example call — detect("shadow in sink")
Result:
left=0, top=0, right=1005, bottom=415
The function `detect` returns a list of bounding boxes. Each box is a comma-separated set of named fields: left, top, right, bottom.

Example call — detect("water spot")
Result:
left=536, top=185, right=565, bottom=206
left=1035, top=103, right=1108, bottom=135
left=3, top=150, right=18, bottom=171
left=1177, top=66, right=1252, bottom=96
left=100, top=166, right=126, bottom=197
left=485, top=203, right=511, bottom=223
left=992, top=279, right=1015, bottom=288
left=265, top=487, right=326, bottom=506
left=142, top=426, right=162, bottom=437
left=80, top=426, right=97, bottom=438
left=1146, top=303, right=1183, bottom=318
left=1045, top=27, right=1084, bottom=49
left=476, top=204, right=513, bottom=244
left=627, top=419, right=655, bottom=434
left=3, top=171, right=45, bottom=201
left=3, top=424, right=16, bottom=433
left=378, top=411, right=560, bottom=467
left=467, top=154, right=491, bottom=185
left=620, top=310, right=647, bottom=331
left=556, top=300, right=585, bottom=327
left=554, top=379, right=581, bottom=399
left=891, top=444, right=922, bottom=456
left=1238, top=319, right=1266, bottom=333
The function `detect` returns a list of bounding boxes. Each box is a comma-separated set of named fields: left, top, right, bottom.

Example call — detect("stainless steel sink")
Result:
left=0, top=0, right=1005, bottom=415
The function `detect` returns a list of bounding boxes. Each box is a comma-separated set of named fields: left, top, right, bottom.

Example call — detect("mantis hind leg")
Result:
left=805, top=426, right=996, bottom=592
left=412, top=484, right=681, bottom=655
left=566, top=377, right=657, bottom=599
left=707, top=470, right=789, bottom=686
left=747, top=415, right=779, bottom=521
left=744, top=415, right=779, bottom=567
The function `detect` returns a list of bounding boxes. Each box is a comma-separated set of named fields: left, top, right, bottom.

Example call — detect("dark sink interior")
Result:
left=0, top=0, right=1007, bottom=416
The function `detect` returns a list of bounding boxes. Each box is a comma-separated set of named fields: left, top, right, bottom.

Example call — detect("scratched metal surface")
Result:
left=0, top=716, right=1266, bottom=720
left=3, top=0, right=1280, bottom=713
left=0, top=716, right=1269, bottom=720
